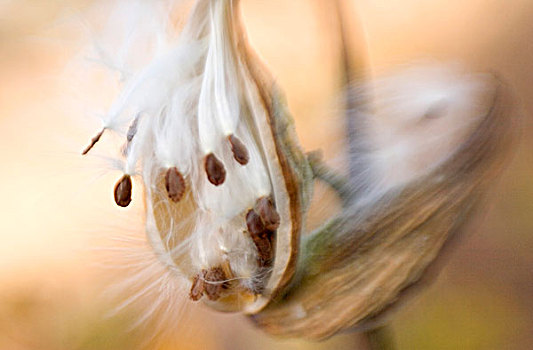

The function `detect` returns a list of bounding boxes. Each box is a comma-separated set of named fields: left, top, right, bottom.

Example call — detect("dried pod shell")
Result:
left=251, top=78, right=514, bottom=339
left=114, top=174, right=132, bottom=208
left=226, top=2, right=313, bottom=314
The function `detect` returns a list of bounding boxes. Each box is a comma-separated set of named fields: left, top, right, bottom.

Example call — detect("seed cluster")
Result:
left=83, top=126, right=254, bottom=207
left=189, top=267, right=229, bottom=301
left=246, top=197, right=280, bottom=268
left=188, top=196, right=281, bottom=301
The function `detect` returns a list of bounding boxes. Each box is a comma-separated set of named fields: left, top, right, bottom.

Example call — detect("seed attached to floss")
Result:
left=246, top=209, right=275, bottom=267
left=205, top=153, right=226, bottom=186
left=228, top=135, right=250, bottom=165
left=189, top=267, right=228, bottom=301
left=246, top=209, right=266, bottom=235
left=204, top=267, right=228, bottom=301
left=253, top=233, right=273, bottom=268
left=246, top=197, right=280, bottom=268
left=126, top=117, right=139, bottom=142
left=82, top=129, right=104, bottom=155
left=114, top=174, right=132, bottom=207
left=122, top=117, right=140, bottom=156
left=165, top=167, right=186, bottom=203
left=256, top=197, right=280, bottom=231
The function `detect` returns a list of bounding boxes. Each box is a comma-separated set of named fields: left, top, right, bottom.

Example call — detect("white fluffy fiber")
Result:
left=86, top=0, right=272, bottom=290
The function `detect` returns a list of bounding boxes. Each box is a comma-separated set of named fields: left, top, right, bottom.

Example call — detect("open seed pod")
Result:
left=82, top=0, right=313, bottom=314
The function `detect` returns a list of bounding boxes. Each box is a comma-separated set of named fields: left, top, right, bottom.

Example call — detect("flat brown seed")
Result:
left=246, top=209, right=275, bottom=268
left=189, top=274, right=205, bottom=301
left=205, top=153, right=226, bottom=186
left=82, top=129, right=104, bottom=155
left=203, top=267, right=227, bottom=301
left=228, top=135, right=250, bottom=165
left=256, top=197, right=280, bottom=231
left=252, top=235, right=273, bottom=267
left=114, top=174, right=132, bottom=207
left=165, top=167, right=186, bottom=202
left=246, top=209, right=266, bottom=237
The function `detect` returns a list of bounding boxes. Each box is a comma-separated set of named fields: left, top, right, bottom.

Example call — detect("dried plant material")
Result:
left=256, top=197, right=280, bottom=231
left=252, top=233, right=273, bottom=268
left=203, top=267, right=228, bottom=301
left=114, top=174, right=132, bottom=208
left=246, top=209, right=266, bottom=236
left=79, top=0, right=514, bottom=343
left=165, top=167, right=186, bottom=203
left=190, top=274, right=205, bottom=301
left=81, top=129, right=104, bottom=155
left=246, top=209, right=274, bottom=267
left=204, top=153, right=226, bottom=186
left=251, top=76, right=514, bottom=340
left=228, top=134, right=250, bottom=165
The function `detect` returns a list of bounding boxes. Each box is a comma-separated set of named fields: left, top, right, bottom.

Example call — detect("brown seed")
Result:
left=165, top=167, right=186, bottom=202
left=253, top=235, right=273, bottom=267
left=82, top=129, right=104, bottom=155
left=126, top=117, right=139, bottom=142
left=246, top=209, right=275, bottom=267
left=246, top=209, right=266, bottom=237
left=189, top=273, right=205, bottom=301
left=205, top=153, right=226, bottom=186
left=203, top=267, right=227, bottom=301
left=228, top=135, right=250, bottom=165
left=256, top=197, right=280, bottom=231
left=114, top=174, right=132, bottom=207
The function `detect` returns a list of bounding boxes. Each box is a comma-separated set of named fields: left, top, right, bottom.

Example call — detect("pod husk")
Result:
left=250, top=81, right=515, bottom=339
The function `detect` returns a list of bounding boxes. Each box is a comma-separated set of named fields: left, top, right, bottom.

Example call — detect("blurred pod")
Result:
left=251, top=68, right=515, bottom=339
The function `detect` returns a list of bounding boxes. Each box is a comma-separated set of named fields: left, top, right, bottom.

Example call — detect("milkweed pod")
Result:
left=141, top=0, right=313, bottom=315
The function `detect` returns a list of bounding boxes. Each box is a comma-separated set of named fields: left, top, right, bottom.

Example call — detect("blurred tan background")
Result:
left=0, top=0, right=532, bottom=349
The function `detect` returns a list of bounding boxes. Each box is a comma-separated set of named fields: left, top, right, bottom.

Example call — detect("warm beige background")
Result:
left=0, top=0, right=532, bottom=349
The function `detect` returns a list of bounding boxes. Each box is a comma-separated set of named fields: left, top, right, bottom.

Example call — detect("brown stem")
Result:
left=333, top=0, right=371, bottom=181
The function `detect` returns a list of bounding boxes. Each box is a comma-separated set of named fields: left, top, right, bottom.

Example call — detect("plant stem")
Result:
left=333, top=0, right=371, bottom=181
